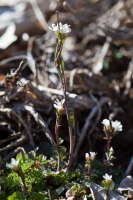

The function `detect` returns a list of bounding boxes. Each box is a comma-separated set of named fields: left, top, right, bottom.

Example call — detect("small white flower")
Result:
left=54, top=99, right=65, bottom=110
left=102, top=119, right=110, bottom=126
left=90, top=152, right=97, bottom=160
left=85, top=153, right=90, bottom=160
left=85, top=152, right=97, bottom=161
left=49, top=22, right=71, bottom=34
left=49, top=23, right=59, bottom=32
left=110, top=147, right=113, bottom=151
left=111, top=120, right=122, bottom=132
left=83, top=195, right=87, bottom=200
left=103, top=173, right=112, bottom=181
left=6, top=158, right=19, bottom=169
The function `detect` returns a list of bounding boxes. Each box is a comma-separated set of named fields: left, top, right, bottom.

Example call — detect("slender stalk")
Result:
left=54, top=12, right=74, bottom=171
left=87, top=164, right=92, bottom=181
left=107, top=136, right=111, bottom=152
left=55, top=39, right=74, bottom=172
left=21, top=177, right=27, bottom=194
left=62, top=81, right=74, bottom=172
left=106, top=135, right=111, bottom=173
left=55, top=123, right=61, bottom=171
left=19, top=172, right=27, bottom=196
left=106, top=190, right=110, bottom=200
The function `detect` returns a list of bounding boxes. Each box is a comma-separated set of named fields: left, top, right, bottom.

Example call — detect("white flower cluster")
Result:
left=102, top=119, right=122, bottom=132
left=85, top=152, right=97, bottom=161
left=111, top=120, right=122, bottom=132
left=103, top=173, right=112, bottom=181
left=49, top=23, right=71, bottom=35
left=6, top=158, right=19, bottom=169
left=54, top=99, right=65, bottom=110
left=103, top=173, right=114, bottom=190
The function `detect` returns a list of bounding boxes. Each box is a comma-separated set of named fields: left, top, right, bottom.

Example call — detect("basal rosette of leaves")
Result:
left=0, top=149, right=128, bottom=200
left=0, top=149, right=90, bottom=200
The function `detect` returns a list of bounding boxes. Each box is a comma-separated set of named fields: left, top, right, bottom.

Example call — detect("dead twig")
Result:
left=0, top=55, right=27, bottom=66
left=0, top=106, right=34, bottom=147
left=29, top=0, right=49, bottom=31
left=124, top=56, right=133, bottom=95
left=0, top=87, right=24, bottom=106
left=24, top=105, right=56, bottom=147
left=11, top=108, right=35, bottom=147
left=38, top=85, right=77, bottom=98
left=5, top=59, right=26, bottom=88
left=4, top=147, right=27, bottom=162
left=92, top=37, right=111, bottom=74
left=125, top=156, right=133, bottom=175
left=73, top=97, right=110, bottom=160
left=88, top=93, right=102, bottom=138
left=0, top=135, right=27, bottom=153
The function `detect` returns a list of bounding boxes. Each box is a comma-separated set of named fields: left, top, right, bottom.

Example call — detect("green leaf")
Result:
left=28, top=192, right=48, bottom=200
left=61, top=60, right=65, bottom=74
left=16, top=153, right=27, bottom=164
left=7, top=192, right=23, bottom=200
left=6, top=173, right=21, bottom=190
left=21, top=160, right=34, bottom=173
left=103, top=60, right=109, bottom=70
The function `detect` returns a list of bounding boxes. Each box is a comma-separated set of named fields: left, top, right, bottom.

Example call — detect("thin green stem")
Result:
left=62, top=83, right=74, bottom=172
left=55, top=123, right=61, bottom=171
left=54, top=38, right=74, bottom=172
left=18, top=172, right=27, bottom=196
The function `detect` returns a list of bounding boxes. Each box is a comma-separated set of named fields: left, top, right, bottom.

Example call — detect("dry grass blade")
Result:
left=11, top=108, right=35, bottom=147
left=0, top=135, right=27, bottom=153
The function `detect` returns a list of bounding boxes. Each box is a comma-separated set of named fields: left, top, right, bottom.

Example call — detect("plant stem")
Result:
left=20, top=173, right=27, bottom=196
left=107, top=136, right=111, bottom=152
left=55, top=123, right=61, bottom=171
left=87, top=164, right=92, bottom=181
left=106, top=136, right=111, bottom=173
left=106, top=190, right=110, bottom=200
left=62, top=82, right=74, bottom=172
left=55, top=38, right=74, bottom=172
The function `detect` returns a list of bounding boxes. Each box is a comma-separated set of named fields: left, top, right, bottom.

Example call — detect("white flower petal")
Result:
left=49, top=22, right=71, bottom=35
left=61, top=99, right=65, bottom=104
left=6, top=163, right=13, bottom=169
left=85, top=153, right=90, bottom=160
left=103, top=173, right=112, bottom=181
left=111, top=120, right=122, bottom=132
left=6, top=158, right=19, bottom=169
left=11, top=158, right=16, bottom=166
left=102, top=119, right=110, bottom=126
left=15, top=159, right=19, bottom=166
left=90, top=152, right=97, bottom=157
left=110, top=147, right=113, bottom=152
left=54, top=99, right=64, bottom=110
